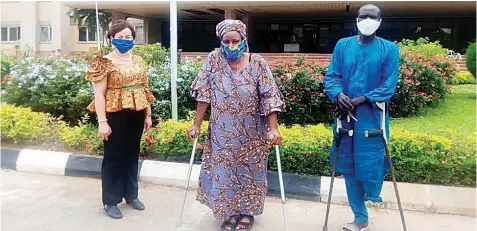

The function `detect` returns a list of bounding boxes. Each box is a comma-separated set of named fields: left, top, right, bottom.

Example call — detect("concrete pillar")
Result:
left=112, top=11, right=128, bottom=22
left=452, top=19, right=462, bottom=52
left=145, top=18, right=161, bottom=44
left=242, top=16, right=254, bottom=44
left=51, top=1, right=70, bottom=54
left=20, top=1, right=39, bottom=54
left=224, top=9, right=237, bottom=20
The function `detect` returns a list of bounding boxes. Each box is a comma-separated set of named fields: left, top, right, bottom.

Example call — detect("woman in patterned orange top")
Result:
left=187, top=20, right=285, bottom=231
left=86, top=19, right=155, bottom=219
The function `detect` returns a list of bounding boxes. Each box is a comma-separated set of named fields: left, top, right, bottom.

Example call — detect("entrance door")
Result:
left=317, top=22, right=342, bottom=53
left=302, top=23, right=317, bottom=53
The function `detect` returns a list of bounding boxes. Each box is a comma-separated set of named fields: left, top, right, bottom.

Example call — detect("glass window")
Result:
left=407, top=20, right=421, bottom=29
left=381, top=20, right=392, bottom=29
left=1, top=27, right=7, bottom=41
left=8, top=27, right=19, bottom=41
left=331, top=24, right=341, bottom=31
left=79, top=26, right=102, bottom=42
left=279, top=23, right=289, bottom=31
left=393, top=21, right=406, bottom=29
left=319, top=26, right=329, bottom=38
left=78, top=27, right=87, bottom=41
left=40, top=26, right=52, bottom=43
left=344, top=22, right=355, bottom=30
left=423, top=20, right=437, bottom=30
left=438, top=20, right=453, bottom=28
left=1, top=26, right=20, bottom=42
left=256, top=23, right=267, bottom=30
left=135, top=26, right=145, bottom=43
left=87, top=27, right=97, bottom=42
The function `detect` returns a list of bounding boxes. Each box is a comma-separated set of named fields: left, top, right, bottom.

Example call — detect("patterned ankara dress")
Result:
left=190, top=50, right=285, bottom=219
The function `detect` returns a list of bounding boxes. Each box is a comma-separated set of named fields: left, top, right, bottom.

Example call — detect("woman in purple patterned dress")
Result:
left=187, top=20, right=286, bottom=231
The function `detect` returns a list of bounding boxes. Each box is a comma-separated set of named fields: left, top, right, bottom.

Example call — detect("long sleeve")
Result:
left=364, top=44, right=400, bottom=103
left=324, top=39, right=345, bottom=102
left=257, top=57, right=286, bottom=116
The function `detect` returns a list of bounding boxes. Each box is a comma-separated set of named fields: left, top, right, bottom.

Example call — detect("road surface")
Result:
left=1, top=170, right=475, bottom=231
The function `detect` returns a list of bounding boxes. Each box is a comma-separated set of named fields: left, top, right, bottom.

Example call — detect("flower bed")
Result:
left=2, top=103, right=475, bottom=186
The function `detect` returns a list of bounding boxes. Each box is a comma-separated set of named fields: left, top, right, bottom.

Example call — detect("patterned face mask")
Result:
left=220, top=41, right=247, bottom=63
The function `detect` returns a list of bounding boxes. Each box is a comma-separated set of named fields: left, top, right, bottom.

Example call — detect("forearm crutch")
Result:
left=322, top=117, right=354, bottom=231
left=178, top=129, right=198, bottom=226
left=366, top=102, right=408, bottom=231
left=269, top=134, right=289, bottom=231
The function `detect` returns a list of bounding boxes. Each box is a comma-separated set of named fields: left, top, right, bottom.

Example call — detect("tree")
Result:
left=465, top=42, right=476, bottom=78
left=69, top=9, right=112, bottom=45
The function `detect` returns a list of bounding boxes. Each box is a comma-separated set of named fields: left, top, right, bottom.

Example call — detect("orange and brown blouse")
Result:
left=85, top=55, right=155, bottom=113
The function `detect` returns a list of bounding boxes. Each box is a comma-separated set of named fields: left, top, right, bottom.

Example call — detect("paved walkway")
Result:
left=1, top=170, right=475, bottom=231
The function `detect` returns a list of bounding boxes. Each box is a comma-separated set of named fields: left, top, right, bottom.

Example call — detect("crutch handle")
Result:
left=337, top=128, right=353, bottom=136
left=190, top=129, right=197, bottom=138
left=365, top=130, right=383, bottom=137
left=268, top=133, right=275, bottom=141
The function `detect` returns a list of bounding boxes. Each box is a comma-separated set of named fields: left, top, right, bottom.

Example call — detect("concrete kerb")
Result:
left=1, top=147, right=475, bottom=217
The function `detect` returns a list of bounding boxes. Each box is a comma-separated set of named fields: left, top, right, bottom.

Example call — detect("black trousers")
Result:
left=102, top=109, right=145, bottom=206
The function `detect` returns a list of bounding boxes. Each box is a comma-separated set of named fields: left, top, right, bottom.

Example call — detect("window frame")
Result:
left=78, top=26, right=103, bottom=43
left=39, top=25, right=52, bottom=43
left=134, top=25, right=146, bottom=44
left=1, top=25, right=21, bottom=43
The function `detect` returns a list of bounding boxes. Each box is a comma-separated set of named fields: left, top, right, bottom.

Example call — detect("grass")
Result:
left=391, top=84, right=476, bottom=137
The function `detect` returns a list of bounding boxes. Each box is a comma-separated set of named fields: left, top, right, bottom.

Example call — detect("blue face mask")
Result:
left=111, top=39, right=134, bottom=53
left=220, top=41, right=247, bottom=63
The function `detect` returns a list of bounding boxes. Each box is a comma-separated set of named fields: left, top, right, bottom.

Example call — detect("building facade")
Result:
left=1, top=1, right=475, bottom=56
left=0, top=1, right=145, bottom=56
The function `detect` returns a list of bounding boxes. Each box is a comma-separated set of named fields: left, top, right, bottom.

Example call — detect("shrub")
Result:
left=1, top=55, right=14, bottom=79
left=1, top=56, right=92, bottom=123
left=132, top=43, right=170, bottom=66
left=271, top=58, right=333, bottom=125
left=146, top=56, right=202, bottom=121
left=1, top=104, right=475, bottom=186
left=56, top=115, right=103, bottom=155
left=139, top=120, right=476, bottom=186
left=465, top=42, right=476, bottom=78
left=141, top=120, right=209, bottom=162
left=270, top=49, right=456, bottom=122
left=1, top=44, right=203, bottom=123
left=455, top=71, right=476, bottom=84
left=391, top=51, right=455, bottom=117
left=0, top=104, right=56, bottom=143
left=397, top=37, right=448, bottom=58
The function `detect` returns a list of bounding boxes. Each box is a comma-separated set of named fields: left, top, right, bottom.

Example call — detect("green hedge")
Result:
left=2, top=38, right=458, bottom=126
left=466, top=42, right=476, bottom=78
left=3, top=104, right=474, bottom=186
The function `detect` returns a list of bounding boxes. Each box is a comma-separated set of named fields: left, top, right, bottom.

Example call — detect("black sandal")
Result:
left=236, top=215, right=255, bottom=231
left=221, top=215, right=240, bottom=231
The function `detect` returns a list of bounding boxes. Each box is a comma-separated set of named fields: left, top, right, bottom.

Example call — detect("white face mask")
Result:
left=356, top=18, right=381, bottom=36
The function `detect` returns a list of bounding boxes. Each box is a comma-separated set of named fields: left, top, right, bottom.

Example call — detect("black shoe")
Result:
left=126, top=199, right=145, bottom=211
left=104, top=205, right=123, bottom=219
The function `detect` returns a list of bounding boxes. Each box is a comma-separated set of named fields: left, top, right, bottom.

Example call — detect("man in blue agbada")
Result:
left=324, top=4, right=399, bottom=231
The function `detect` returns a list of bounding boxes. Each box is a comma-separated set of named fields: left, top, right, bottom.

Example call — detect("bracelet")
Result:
left=145, top=114, right=152, bottom=117
left=98, top=119, right=108, bottom=123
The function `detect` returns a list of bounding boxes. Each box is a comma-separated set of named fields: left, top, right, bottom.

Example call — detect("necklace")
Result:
left=113, top=50, right=132, bottom=61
